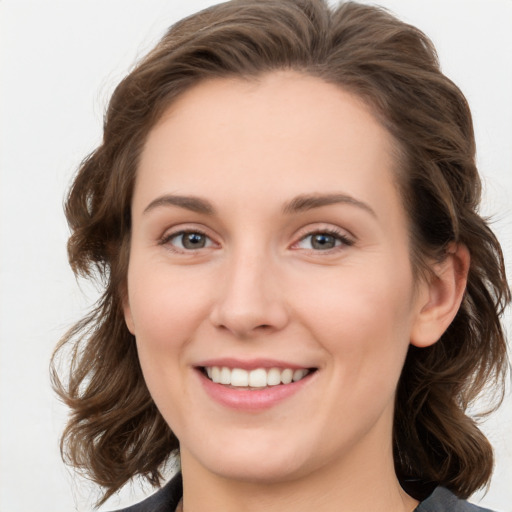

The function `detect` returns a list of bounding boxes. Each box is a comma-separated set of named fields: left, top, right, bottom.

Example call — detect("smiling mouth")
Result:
left=200, top=366, right=316, bottom=389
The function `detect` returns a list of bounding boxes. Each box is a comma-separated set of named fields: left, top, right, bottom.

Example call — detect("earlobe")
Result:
left=410, top=243, right=470, bottom=348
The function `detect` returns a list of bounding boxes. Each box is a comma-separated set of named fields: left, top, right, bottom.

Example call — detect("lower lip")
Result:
left=197, top=369, right=314, bottom=411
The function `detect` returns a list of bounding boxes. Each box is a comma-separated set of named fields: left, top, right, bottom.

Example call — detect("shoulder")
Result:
left=416, top=487, right=496, bottom=512
left=110, top=473, right=182, bottom=512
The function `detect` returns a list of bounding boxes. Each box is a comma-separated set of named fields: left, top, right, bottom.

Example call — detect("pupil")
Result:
left=183, top=233, right=205, bottom=249
left=312, top=234, right=335, bottom=250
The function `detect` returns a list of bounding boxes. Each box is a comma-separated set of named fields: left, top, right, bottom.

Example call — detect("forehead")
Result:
left=135, top=71, right=402, bottom=221
left=149, top=72, right=392, bottom=156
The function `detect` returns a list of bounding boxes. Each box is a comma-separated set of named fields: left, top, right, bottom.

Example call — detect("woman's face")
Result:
left=124, top=72, right=430, bottom=483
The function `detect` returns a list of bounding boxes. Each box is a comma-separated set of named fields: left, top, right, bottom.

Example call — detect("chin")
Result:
left=210, top=456, right=310, bottom=484
left=183, top=432, right=315, bottom=484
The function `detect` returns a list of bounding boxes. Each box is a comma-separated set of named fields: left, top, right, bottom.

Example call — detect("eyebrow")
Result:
left=142, top=192, right=376, bottom=218
left=282, top=193, right=376, bottom=217
left=143, top=194, right=215, bottom=215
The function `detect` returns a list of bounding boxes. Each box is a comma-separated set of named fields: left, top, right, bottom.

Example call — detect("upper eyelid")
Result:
left=294, top=231, right=353, bottom=247
left=160, top=223, right=213, bottom=239
left=159, top=230, right=219, bottom=255
left=288, top=229, right=355, bottom=256
left=159, top=226, right=216, bottom=247
left=293, top=223, right=355, bottom=241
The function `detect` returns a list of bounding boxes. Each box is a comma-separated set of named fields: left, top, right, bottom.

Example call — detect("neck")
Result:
left=179, top=431, right=418, bottom=512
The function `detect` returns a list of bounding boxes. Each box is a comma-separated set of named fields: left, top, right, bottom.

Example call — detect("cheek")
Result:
left=125, top=263, right=215, bottom=416
left=293, top=260, right=415, bottom=374
left=127, top=263, right=212, bottom=349
left=126, top=265, right=214, bottom=426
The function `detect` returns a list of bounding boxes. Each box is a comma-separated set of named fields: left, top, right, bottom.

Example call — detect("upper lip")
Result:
left=195, top=358, right=313, bottom=371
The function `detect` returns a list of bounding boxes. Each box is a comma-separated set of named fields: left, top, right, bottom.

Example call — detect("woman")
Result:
left=52, top=1, right=510, bottom=511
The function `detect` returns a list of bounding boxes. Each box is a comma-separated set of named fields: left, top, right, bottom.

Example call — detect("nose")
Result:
left=209, top=249, right=289, bottom=338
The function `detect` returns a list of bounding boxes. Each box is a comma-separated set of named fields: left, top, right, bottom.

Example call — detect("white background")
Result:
left=1, top=1, right=511, bottom=511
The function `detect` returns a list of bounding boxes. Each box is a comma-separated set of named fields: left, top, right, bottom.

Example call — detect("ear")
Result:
left=122, top=294, right=136, bottom=335
left=410, top=243, right=470, bottom=348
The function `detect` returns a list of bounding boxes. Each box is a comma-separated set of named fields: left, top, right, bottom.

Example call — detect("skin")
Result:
left=124, top=71, right=469, bottom=512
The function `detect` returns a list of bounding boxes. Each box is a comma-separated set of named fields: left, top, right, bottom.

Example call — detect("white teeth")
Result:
left=248, top=368, right=267, bottom=388
left=267, top=367, right=281, bottom=386
left=220, top=367, right=231, bottom=385
left=211, top=366, right=221, bottom=383
left=281, top=368, right=293, bottom=384
left=293, top=369, right=307, bottom=382
left=231, top=368, right=249, bottom=387
left=204, top=366, right=311, bottom=387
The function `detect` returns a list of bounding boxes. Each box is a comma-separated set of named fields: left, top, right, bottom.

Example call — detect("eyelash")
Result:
left=159, top=227, right=354, bottom=254
left=293, top=228, right=355, bottom=252
left=159, top=229, right=214, bottom=253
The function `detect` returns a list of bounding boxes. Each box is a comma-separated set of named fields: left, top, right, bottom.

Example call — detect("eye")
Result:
left=163, top=230, right=215, bottom=251
left=295, top=230, right=353, bottom=251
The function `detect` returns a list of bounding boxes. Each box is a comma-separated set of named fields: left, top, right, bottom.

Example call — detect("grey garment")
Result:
left=112, top=474, right=497, bottom=512
left=112, top=473, right=182, bottom=512
left=415, top=486, right=496, bottom=512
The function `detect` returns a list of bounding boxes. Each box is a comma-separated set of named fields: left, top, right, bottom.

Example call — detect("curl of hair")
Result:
left=51, top=0, right=510, bottom=504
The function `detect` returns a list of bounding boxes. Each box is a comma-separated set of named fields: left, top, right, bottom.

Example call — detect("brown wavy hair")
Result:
left=51, top=0, right=510, bottom=505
